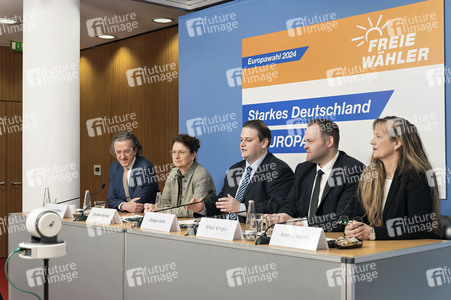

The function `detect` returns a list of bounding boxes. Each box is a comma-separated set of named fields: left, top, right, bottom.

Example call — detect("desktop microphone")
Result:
left=134, top=189, right=215, bottom=228
left=74, top=185, right=144, bottom=222
left=255, top=218, right=304, bottom=245
left=55, top=184, right=106, bottom=204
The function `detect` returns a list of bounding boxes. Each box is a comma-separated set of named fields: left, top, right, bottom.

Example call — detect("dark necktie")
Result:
left=229, top=166, right=253, bottom=220
left=309, top=169, right=324, bottom=217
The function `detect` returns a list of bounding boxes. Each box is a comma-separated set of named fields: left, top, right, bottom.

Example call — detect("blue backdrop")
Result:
left=179, top=0, right=451, bottom=215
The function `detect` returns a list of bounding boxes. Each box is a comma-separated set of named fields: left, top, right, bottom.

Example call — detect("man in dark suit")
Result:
left=107, top=132, right=159, bottom=213
left=187, top=120, right=294, bottom=220
left=275, top=119, right=365, bottom=231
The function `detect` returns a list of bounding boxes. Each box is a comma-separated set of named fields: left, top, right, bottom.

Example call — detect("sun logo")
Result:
left=351, top=15, right=389, bottom=47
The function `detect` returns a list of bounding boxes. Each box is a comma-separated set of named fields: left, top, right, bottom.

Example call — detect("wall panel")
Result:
left=80, top=27, right=179, bottom=204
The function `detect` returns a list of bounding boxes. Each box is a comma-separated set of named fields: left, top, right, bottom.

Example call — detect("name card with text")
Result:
left=140, top=212, right=180, bottom=232
left=196, top=218, right=243, bottom=241
left=86, top=208, right=122, bottom=225
left=45, top=204, right=72, bottom=219
left=270, top=225, right=328, bottom=251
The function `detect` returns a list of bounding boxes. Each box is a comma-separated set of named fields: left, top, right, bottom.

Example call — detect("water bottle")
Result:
left=83, top=190, right=91, bottom=212
left=244, top=200, right=257, bottom=241
left=42, top=187, right=51, bottom=207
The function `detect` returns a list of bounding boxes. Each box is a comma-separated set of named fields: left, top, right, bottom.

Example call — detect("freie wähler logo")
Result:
left=351, top=15, right=429, bottom=68
left=0, top=113, right=38, bottom=136
left=26, top=63, right=79, bottom=87
left=426, top=266, right=451, bottom=287
left=226, top=263, right=278, bottom=287
left=86, top=113, right=138, bottom=137
left=186, top=113, right=239, bottom=137
left=86, top=13, right=138, bottom=37
left=26, top=163, right=78, bottom=188
left=186, top=13, right=238, bottom=37
left=26, top=263, right=78, bottom=287
left=126, top=262, right=178, bottom=287
left=126, top=63, right=178, bottom=87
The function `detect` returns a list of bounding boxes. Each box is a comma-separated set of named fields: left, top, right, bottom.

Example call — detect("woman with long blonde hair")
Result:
left=345, top=116, right=441, bottom=240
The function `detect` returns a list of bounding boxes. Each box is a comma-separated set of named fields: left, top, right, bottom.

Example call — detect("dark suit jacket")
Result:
left=201, top=152, right=294, bottom=220
left=107, top=156, right=160, bottom=210
left=353, top=168, right=441, bottom=240
left=279, top=151, right=364, bottom=232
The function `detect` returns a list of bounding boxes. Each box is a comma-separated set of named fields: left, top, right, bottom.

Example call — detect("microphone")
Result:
left=255, top=218, right=304, bottom=245
left=135, top=189, right=215, bottom=228
left=56, top=184, right=106, bottom=204
left=153, top=189, right=215, bottom=213
left=74, top=185, right=144, bottom=222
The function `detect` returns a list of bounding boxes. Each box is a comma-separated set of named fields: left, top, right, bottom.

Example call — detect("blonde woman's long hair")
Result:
left=358, top=116, right=441, bottom=235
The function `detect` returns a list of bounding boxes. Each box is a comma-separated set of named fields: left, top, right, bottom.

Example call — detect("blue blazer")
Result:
left=107, top=156, right=160, bottom=210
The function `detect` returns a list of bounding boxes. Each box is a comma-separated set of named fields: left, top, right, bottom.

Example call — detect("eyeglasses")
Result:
left=338, top=215, right=364, bottom=226
left=170, top=150, right=188, bottom=156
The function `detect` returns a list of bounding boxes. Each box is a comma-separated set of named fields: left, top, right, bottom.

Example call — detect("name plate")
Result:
left=270, top=224, right=328, bottom=251
left=86, top=208, right=122, bottom=225
left=196, top=218, right=243, bottom=241
left=45, top=204, right=72, bottom=219
left=140, top=212, right=180, bottom=232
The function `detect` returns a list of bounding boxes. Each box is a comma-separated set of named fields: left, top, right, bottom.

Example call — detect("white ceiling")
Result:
left=0, top=0, right=230, bottom=50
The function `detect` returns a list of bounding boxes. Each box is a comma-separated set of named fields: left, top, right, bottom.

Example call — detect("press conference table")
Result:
left=8, top=212, right=451, bottom=300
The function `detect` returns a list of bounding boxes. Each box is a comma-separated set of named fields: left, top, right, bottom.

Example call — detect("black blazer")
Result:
left=354, top=168, right=441, bottom=240
left=279, top=151, right=364, bottom=231
left=202, top=152, right=294, bottom=219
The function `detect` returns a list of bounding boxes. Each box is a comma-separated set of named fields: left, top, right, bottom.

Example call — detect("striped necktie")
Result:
left=229, top=166, right=253, bottom=220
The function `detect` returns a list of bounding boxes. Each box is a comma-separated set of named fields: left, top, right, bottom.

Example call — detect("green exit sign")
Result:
left=10, top=40, right=22, bottom=52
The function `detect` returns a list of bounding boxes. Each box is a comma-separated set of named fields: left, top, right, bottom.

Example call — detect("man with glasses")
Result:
left=274, top=119, right=365, bottom=231
left=107, top=132, right=160, bottom=212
